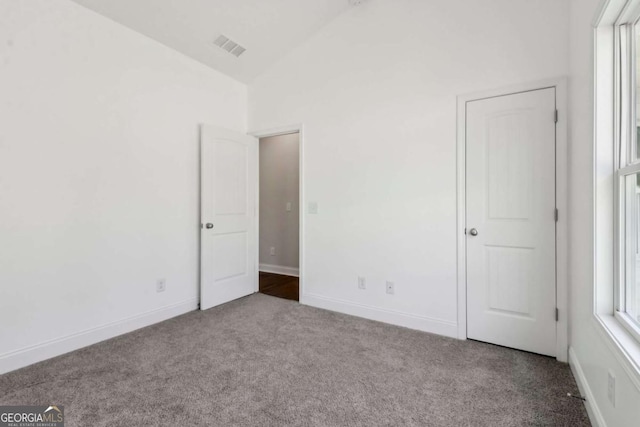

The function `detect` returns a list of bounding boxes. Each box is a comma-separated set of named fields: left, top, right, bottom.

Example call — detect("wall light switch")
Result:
left=308, top=202, right=318, bottom=214
left=286, top=202, right=292, bottom=212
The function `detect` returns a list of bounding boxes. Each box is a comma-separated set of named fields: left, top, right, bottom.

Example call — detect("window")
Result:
left=615, top=13, right=640, bottom=342
left=594, top=0, right=640, bottom=379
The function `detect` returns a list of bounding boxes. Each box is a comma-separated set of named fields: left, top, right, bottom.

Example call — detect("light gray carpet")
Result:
left=0, top=294, right=589, bottom=426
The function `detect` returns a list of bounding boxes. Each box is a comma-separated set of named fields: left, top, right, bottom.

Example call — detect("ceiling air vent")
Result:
left=214, top=34, right=246, bottom=58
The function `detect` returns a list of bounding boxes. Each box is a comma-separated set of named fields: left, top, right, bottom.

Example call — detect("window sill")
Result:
left=593, top=313, right=640, bottom=391
left=614, top=311, right=640, bottom=344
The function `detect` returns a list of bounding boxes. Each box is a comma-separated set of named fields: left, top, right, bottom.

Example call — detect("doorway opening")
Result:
left=258, top=132, right=300, bottom=301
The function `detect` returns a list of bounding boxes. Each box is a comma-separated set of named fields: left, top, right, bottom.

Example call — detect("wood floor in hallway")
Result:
left=259, top=271, right=299, bottom=301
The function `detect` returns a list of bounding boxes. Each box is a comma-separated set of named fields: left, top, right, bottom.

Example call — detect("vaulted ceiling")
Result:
left=71, top=0, right=354, bottom=83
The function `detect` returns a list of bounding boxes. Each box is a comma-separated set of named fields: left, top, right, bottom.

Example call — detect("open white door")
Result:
left=200, top=125, right=257, bottom=310
left=466, top=88, right=557, bottom=356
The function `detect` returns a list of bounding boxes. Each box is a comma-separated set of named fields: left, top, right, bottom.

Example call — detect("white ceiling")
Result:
left=71, top=0, right=353, bottom=83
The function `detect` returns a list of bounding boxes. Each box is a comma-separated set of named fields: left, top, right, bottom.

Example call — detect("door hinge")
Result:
left=554, top=208, right=559, bottom=222
left=555, top=308, right=559, bottom=322
left=554, top=109, right=558, bottom=123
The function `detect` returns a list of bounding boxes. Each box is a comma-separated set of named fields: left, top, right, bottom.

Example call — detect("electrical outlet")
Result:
left=358, top=276, right=366, bottom=290
left=308, top=202, right=318, bottom=214
left=286, top=202, right=292, bottom=212
left=386, top=281, right=395, bottom=295
left=608, top=370, right=616, bottom=407
left=270, top=247, right=276, bottom=256
left=156, top=279, right=166, bottom=293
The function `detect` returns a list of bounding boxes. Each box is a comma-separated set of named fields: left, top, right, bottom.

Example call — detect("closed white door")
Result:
left=466, top=88, right=557, bottom=356
left=200, top=125, right=257, bottom=310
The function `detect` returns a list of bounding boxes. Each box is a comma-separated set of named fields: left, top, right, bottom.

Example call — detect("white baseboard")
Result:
left=0, top=298, right=198, bottom=375
left=569, top=346, right=606, bottom=427
left=301, top=292, right=458, bottom=338
left=259, top=263, right=299, bottom=277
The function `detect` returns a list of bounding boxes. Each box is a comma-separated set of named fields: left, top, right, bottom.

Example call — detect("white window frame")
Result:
left=594, top=0, right=640, bottom=389
left=614, top=7, right=640, bottom=344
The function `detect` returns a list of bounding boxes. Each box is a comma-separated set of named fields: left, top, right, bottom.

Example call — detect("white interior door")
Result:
left=200, top=125, right=257, bottom=310
left=466, top=88, right=557, bottom=356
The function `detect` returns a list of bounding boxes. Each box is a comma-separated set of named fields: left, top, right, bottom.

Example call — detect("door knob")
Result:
left=469, top=228, right=478, bottom=236
left=205, top=223, right=214, bottom=229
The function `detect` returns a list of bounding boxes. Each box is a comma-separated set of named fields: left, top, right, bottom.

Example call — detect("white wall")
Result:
left=259, top=133, right=300, bottom=272
left=249, top=0, right=570, bottom=335
left=568, top=0, right=640, bottom=425
left=0, top=0, right=246, bottom=373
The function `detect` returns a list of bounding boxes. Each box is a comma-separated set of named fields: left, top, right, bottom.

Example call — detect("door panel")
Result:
left=486, top=245, right=533, bottom=317
left=214, top=141, right=247, bottom=215
left=486, top=112, right=534, bottom=220
left=466, top=88, right=556, bottom=356
left=200, top=125, right=257, bottom=310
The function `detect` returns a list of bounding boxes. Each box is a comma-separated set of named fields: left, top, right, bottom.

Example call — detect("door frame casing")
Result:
left=249, top=124, right=305, bottom=300
left=455, top=78, right=569, bottom=362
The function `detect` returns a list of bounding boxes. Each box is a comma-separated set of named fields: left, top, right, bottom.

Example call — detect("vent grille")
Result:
left=214, top=34, right=246, bottom=58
